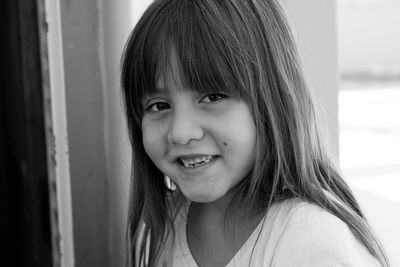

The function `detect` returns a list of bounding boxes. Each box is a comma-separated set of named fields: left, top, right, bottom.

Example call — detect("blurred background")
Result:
left=338, top=0, right=400, bottom=266
left=1, top=0, right=398, bottom=266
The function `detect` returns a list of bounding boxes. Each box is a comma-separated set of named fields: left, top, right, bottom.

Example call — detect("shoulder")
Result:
left=270, top=199, right=381, bottom=267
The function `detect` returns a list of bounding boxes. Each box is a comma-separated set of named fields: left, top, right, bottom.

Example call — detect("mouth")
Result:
left=176, top=155, right=219, bottom=169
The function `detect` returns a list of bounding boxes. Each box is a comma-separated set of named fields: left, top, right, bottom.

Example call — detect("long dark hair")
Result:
left=121, top=0, right=389, bottom=266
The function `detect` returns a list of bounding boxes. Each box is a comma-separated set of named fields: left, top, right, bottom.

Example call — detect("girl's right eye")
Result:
left=145, top=102, right=170, bottom=112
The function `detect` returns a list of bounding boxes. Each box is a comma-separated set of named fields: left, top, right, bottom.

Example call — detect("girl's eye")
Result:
left=201, top=93, right=227, bottom=103
left=146, top=102, right=170, bottom=112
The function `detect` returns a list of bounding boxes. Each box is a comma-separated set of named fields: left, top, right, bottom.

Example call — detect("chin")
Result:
left=189, top=196, right=218, bottom=203
left=183, top=193, right=216, bottom=203
left=181, top=188, right=226, bottom=203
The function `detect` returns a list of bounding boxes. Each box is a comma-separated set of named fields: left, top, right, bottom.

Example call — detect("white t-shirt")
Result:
left=155, top=198, right=381, bottom=267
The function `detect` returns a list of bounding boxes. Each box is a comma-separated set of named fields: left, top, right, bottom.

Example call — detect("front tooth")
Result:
left=190, top=157, right=201, bottom=164
left=180, top=155, right=216, bottom=167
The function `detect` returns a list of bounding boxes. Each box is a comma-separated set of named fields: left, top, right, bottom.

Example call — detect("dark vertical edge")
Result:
left=18, top=0, right=53, bottom=266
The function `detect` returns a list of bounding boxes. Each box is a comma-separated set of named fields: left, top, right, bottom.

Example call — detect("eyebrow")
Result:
left=140, top=88, right=168, bottom=106
left=149, top=86, right=169, bottom=96
left=154, top=86, right=166, bottom=92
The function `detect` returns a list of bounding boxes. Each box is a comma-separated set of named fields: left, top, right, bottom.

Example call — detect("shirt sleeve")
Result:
left=270, top=203, right=382, bottom=267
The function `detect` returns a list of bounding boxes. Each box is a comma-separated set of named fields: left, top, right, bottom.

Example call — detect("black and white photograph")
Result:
left=1, top=0, right=398, bottom=266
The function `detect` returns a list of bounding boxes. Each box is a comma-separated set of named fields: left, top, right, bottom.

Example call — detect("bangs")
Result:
left=122, top=0, right=256, bottom=121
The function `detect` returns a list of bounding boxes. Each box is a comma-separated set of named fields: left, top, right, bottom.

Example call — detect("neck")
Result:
left=189, top=186, right=262, bottom=229
left=191, top=186, right=238, bottom=218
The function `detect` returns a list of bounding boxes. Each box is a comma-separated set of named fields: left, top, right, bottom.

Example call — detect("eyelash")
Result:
left=145, top=93, right=228, bottom=112
left=146, top=102, right=170, bottom=112
left=201, top=93, right=227, bottom=103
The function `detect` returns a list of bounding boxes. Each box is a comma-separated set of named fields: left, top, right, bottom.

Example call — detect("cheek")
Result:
left=142, top=133, right=153, bottom=158
left=222, top=112, right=257, bottom=164
left=227, top=117, right=256, bottom=147
left=141, top=120, right=164, bottom=161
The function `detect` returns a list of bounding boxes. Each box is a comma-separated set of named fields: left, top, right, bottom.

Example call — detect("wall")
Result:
left=100, top=1, right=136, bottom=266
left=338, top=0, right=400, bottom=74
left=100, top=1, right=155, bottom=266
left=283, top=0, right=339, bottom=160
left=60, top=1, right=109, bottom=266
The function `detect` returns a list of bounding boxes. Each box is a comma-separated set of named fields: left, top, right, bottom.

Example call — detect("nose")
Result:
left=167, top=109, right=204, bottom=145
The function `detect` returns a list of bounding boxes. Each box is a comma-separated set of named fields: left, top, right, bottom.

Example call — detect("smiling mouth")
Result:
left=177, top=155, right=218, bottom=168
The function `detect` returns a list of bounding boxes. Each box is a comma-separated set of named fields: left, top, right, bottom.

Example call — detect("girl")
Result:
left=121, top=0, right=390, bottom=266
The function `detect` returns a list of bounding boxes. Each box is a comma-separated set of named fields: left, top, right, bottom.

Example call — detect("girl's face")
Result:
left=141, top=52, right=256, bottom=203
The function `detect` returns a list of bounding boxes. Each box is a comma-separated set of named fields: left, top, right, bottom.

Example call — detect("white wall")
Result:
left=338, top=0, right=400, bottom=74
left=283, top=0, right=339, bottom=159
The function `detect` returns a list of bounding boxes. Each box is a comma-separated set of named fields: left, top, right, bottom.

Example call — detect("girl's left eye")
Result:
left=201, top=94, right=227, bottom=103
